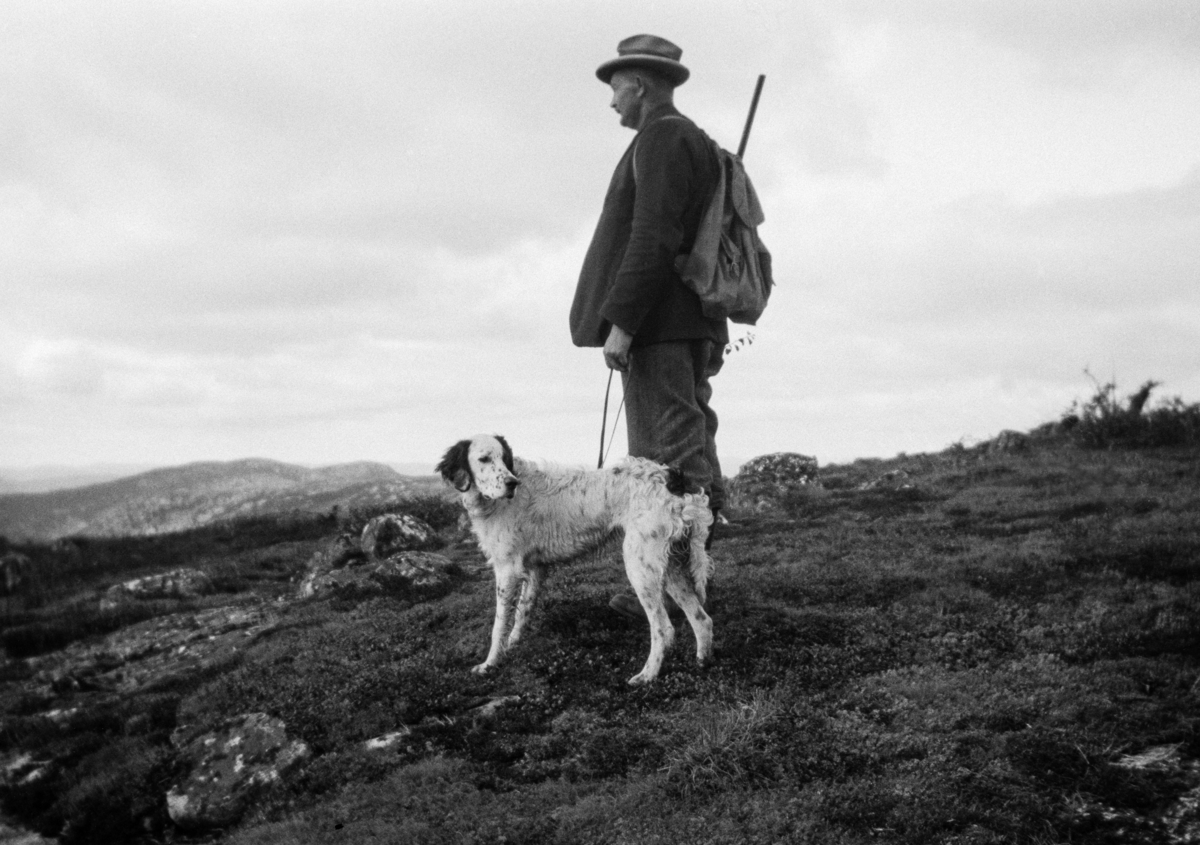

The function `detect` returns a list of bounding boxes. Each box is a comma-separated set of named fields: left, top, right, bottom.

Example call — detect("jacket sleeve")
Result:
left=599, top=121, right=694, bottom=336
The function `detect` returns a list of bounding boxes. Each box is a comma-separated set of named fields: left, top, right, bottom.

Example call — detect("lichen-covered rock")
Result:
left=31, top=602, right=278, bottom=696
left=167, top=713, right=310, bottom=832
left=360, top=514, right=437, bottom=559
left=100, top=567, right=214, bottom=610
left=297, top=551, right=455, bottom=601
left=730, top=452, right=821, bottom=508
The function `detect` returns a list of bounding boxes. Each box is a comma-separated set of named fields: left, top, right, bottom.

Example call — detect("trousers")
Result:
left=621, top=339, right=726, bottom=513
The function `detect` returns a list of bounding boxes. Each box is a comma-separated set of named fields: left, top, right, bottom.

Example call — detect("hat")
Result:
left=596, top=34, right=690, bottom=87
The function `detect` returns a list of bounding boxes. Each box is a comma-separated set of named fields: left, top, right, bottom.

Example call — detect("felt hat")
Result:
left=596, top=34, right=690, bottom=86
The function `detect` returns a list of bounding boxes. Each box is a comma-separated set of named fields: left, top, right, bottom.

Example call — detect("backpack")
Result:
left=675, top=141, right=774, bottom=325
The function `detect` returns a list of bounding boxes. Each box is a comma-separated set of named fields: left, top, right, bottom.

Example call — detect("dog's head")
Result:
left=436, top=434, right=519, bottom=500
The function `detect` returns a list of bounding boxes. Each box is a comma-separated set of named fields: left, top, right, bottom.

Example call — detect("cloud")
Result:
left=3, top=0, right=1200, bottom=469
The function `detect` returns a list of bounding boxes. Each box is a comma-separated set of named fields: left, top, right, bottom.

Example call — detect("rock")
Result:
left=167, top=713, right=310, bottom=832
left=101, top=567, right=214, bottom=610
left=730, top=453, right=820, bottom=508
left=0, top=552, right=32, bottom=596
left=363, top=697, right=521, bottom=753
left=986, top=430, right=1029, bottom=454
left=365, top=729, right=412, bottom=751
left=2, top=752, right=54, bottom=791
left=857, top=470, right=913, bottom=491
left=30, top=602, right=278, bottom=697
left=0, top=817, right=55, bottom=845
left=360, top=514, right=437, bottom=559
left=298, top=551, right=456, bottom=601
left=468, top=695, right=521, bottom=722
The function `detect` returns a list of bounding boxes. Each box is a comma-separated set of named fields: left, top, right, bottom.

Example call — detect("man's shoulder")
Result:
left=639, top=111, right=716, bottom=158
left=643, top=110, right=706, bottom=139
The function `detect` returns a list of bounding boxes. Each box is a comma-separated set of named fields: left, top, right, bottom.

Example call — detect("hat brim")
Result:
left=596, top=55, right=689, bottom=86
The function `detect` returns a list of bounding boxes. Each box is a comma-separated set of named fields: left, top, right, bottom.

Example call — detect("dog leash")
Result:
left=598, top=369, right=628, bottom=469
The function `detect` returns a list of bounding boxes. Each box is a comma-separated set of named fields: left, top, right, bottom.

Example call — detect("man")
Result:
left=569, top=35, right=728, bottom=617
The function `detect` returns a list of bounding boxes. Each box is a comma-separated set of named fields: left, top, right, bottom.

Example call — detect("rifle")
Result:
left=736, top=74, right=766, bottom=158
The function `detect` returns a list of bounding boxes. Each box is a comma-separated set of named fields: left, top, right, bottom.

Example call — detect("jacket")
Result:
left=569, top=104, right=728, bottom=348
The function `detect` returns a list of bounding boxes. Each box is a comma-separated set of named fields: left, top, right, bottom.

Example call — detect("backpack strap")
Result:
left=632, top=114, right=691, bottom=183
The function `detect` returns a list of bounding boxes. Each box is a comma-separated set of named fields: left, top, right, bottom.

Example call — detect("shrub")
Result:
left=46, top=737, right=174, bottom=844
left=1064, top=374, right=1200, bottom=449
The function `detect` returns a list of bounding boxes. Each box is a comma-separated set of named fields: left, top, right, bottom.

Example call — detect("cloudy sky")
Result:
left=3, top=0, right=1198, bottom=475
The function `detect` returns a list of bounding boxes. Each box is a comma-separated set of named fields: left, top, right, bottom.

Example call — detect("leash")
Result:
left=598, top=369, right=628, bottom=469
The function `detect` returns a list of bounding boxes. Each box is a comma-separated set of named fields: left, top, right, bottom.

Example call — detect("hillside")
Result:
left=1, top=427, right=1198, bottom=844
left=0, top=458, right=440, bottom=542
left=0, top=465, right=159, bottom=495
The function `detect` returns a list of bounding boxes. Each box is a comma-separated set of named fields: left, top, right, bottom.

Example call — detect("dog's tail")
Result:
left=681, top=493, right=715, bottom=603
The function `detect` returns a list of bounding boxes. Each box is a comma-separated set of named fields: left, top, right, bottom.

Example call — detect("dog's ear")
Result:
left=436, top=440, right=474, bottom=492
left=494, top=434, right=515, bottom=474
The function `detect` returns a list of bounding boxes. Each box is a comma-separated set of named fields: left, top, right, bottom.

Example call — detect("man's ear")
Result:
left=436, top=440, right=474, bottom=492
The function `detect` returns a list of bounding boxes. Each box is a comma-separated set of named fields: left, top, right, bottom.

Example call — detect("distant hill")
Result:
left=0, top=464, right=159, bottom=494
left=0, top=458, right=443, bottom=542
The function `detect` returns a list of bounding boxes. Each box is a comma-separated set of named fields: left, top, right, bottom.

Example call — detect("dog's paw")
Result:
left=626, top=671, right=656, bottom=686
left=471, top=662, right=494, bottom=675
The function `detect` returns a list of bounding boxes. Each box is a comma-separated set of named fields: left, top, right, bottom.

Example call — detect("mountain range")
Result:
left=0, top=459, right=443, bottom=542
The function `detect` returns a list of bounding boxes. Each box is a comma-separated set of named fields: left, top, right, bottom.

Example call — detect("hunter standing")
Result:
left=570, top=34, right=729, bottom=565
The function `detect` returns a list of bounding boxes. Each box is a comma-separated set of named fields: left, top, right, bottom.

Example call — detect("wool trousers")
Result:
left=621, top=339, right=725, bottom=513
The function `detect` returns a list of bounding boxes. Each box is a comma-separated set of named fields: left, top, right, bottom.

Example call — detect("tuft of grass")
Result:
left=661, top=689, right=785, bottom=796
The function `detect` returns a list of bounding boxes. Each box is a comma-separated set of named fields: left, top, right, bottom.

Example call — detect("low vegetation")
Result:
left=1, top=384, right=1198, bottom=844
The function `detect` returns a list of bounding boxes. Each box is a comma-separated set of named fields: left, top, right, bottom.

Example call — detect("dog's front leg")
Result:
left=472, top=559, right=520, bottom=675
left=505, top=564, right=543, bottom=650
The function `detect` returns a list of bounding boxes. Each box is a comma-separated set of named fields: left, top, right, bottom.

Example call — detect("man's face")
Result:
left=609, top=71, right=643, bottom=129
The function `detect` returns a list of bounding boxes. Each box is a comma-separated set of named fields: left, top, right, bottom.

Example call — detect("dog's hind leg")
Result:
left=505, top=564, right=543, bottom=650
left=473, top=559, right=521, bottom=675
left=665, top=561, right=714, bottom=667
left=623, top=538, right=675, bottom=685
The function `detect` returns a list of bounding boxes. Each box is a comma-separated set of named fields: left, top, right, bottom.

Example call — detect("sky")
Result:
left=3, top=0, right=1199, bottom=475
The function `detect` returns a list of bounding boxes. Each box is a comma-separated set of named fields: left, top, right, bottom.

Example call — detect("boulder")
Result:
left=298, top=551, right=456, bottom=601
left=360, top=514, right=437, bottom=559
left=986, top=429, right=1030, bottom=454
left=730, top=452, right=820, bottom=508
left=167, top=713, right=310, bottom=832
left=101, top=568, right=213, bottom=610
left=0, top=552, right=32, bottom=596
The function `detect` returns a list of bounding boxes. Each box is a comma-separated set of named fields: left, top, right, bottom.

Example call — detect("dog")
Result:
left=437, top=434, right=714, bottom=685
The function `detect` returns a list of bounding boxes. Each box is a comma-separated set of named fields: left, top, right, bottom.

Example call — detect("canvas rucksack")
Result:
left=675, top=140, right=775, bottom=325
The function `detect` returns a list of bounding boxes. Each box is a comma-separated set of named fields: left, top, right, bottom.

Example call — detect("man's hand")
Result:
left=603, top=325, right=634, bottom=373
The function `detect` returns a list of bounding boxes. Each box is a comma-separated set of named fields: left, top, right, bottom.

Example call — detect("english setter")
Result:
left=437, top=434, right=714, bottom=685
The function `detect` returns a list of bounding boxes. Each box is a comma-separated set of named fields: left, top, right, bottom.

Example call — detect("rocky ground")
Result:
left=2, top=433, right=1199, bottom=844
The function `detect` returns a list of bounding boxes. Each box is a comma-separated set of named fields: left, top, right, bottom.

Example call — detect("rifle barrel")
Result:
left=736, top=74, right=766, bottom=158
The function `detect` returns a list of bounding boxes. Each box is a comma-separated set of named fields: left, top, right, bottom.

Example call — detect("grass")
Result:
left=2, top=410, right=1199, bottom=842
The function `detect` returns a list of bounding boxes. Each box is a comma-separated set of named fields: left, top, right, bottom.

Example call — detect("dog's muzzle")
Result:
left=503, top=478, right=520, bottom=499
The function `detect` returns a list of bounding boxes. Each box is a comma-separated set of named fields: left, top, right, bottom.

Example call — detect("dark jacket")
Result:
left=570, top=104, right=728, bottom=348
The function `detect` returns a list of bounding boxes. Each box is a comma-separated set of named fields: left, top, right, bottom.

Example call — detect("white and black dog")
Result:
left=437, top=434, right=714, bottom=685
